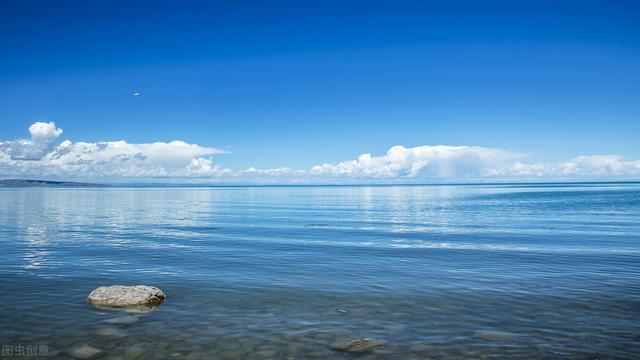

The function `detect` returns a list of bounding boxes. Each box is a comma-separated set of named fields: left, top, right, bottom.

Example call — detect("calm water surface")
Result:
left=0, top=184, right=639, bottom=359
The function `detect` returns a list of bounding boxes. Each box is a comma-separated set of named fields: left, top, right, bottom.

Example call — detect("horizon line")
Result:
left=2, top=178, right=639, bottom=188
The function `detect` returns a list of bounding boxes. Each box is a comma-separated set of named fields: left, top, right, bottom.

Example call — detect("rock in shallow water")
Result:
left=124, top=344, right=146, bottom=359
left=87, top=285, right=165, bottom=307
left=94, top=326, right=127, bottom=338
left=68, top=344, right=103, bottom=359
left=331, top=338, right=379, bottom=353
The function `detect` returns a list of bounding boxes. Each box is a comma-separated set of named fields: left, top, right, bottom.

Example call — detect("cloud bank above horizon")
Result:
left=1, top=122, right=638, bottom=183
left=0, top=122, right=226, bottom=178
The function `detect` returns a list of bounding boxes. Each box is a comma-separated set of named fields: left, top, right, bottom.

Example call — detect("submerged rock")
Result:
left=124, top=344, right=146, bottom=359
left=331, top=338, right=379, bottom=353
left=94, top=326, right=127, bottom=338
left=104, top=315, right=140, bottom=325
left=68, top=344, right=103, bottom=359
left=473, top=330, right=517, bottom=340
left=87, top=285, right=165, bottom=307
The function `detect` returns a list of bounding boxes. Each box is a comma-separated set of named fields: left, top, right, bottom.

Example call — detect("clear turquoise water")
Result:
left=0, top=183, right=639, bottom=359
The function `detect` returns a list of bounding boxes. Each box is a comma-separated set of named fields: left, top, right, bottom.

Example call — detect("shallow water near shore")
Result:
left=1, top=183, right=639, bottom=359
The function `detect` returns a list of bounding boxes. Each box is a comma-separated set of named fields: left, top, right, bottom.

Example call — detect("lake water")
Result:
left=0, top=183, right=639, bottom=359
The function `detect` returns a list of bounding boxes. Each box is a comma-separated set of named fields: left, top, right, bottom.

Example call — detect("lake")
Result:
left=0, top=183, right=638, bottom=359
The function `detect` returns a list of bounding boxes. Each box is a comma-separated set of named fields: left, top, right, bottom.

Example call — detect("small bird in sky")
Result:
left=132, top=92, right=140, bottom=96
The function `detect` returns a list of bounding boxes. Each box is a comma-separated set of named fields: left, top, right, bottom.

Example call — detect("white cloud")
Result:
left=311, top=146, right=640, bottom=181
left=0, top=122, right=227, bottom=178
left=238, top=166, right=302, bottom=176
left=185, top=157, right=216, bottom=175
left=310, top=145, right=524, bottom=179
left=0, top=122, right=63, bottom=160
left=183, top=160, right=301, bottom=178
left=1, top=122, right=638, bottom=182
left=488, top=155, right=640, bottom=178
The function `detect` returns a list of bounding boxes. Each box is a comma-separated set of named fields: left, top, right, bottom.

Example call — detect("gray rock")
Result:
left=104, top=315, right=140, bottom=325
left=87, top=285, right=165, bottom=307
left=68, top=344, right=103, bottom=359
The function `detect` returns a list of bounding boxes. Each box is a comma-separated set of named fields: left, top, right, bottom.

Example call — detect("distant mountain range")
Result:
left=0, top=179, right=108, bottom=187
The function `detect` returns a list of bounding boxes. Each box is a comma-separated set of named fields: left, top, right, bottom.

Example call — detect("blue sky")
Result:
left=0, top=1, right=639, bottom=182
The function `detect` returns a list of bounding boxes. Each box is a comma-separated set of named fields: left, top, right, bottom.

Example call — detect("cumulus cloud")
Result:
left=1, top=122, right=638, bottom=182
left=238, top=167, right=302, bottom=176
left=0, top=122, right=227, bottom=178
left=0, top=122, right=63, bottom=160
left=488, top=155, right=640, bottom=178
left=310, top=145, right=524, bottom=179
left=311, top=146, right=640, bottom=181
left=184, top=161, right=303, bottom=180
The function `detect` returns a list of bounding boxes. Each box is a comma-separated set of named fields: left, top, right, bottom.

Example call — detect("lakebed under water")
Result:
left=0, top=183, right=639, bottom=359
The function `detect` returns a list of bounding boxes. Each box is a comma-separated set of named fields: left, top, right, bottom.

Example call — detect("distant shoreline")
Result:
left=0, top=179, right=109, bottom=187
